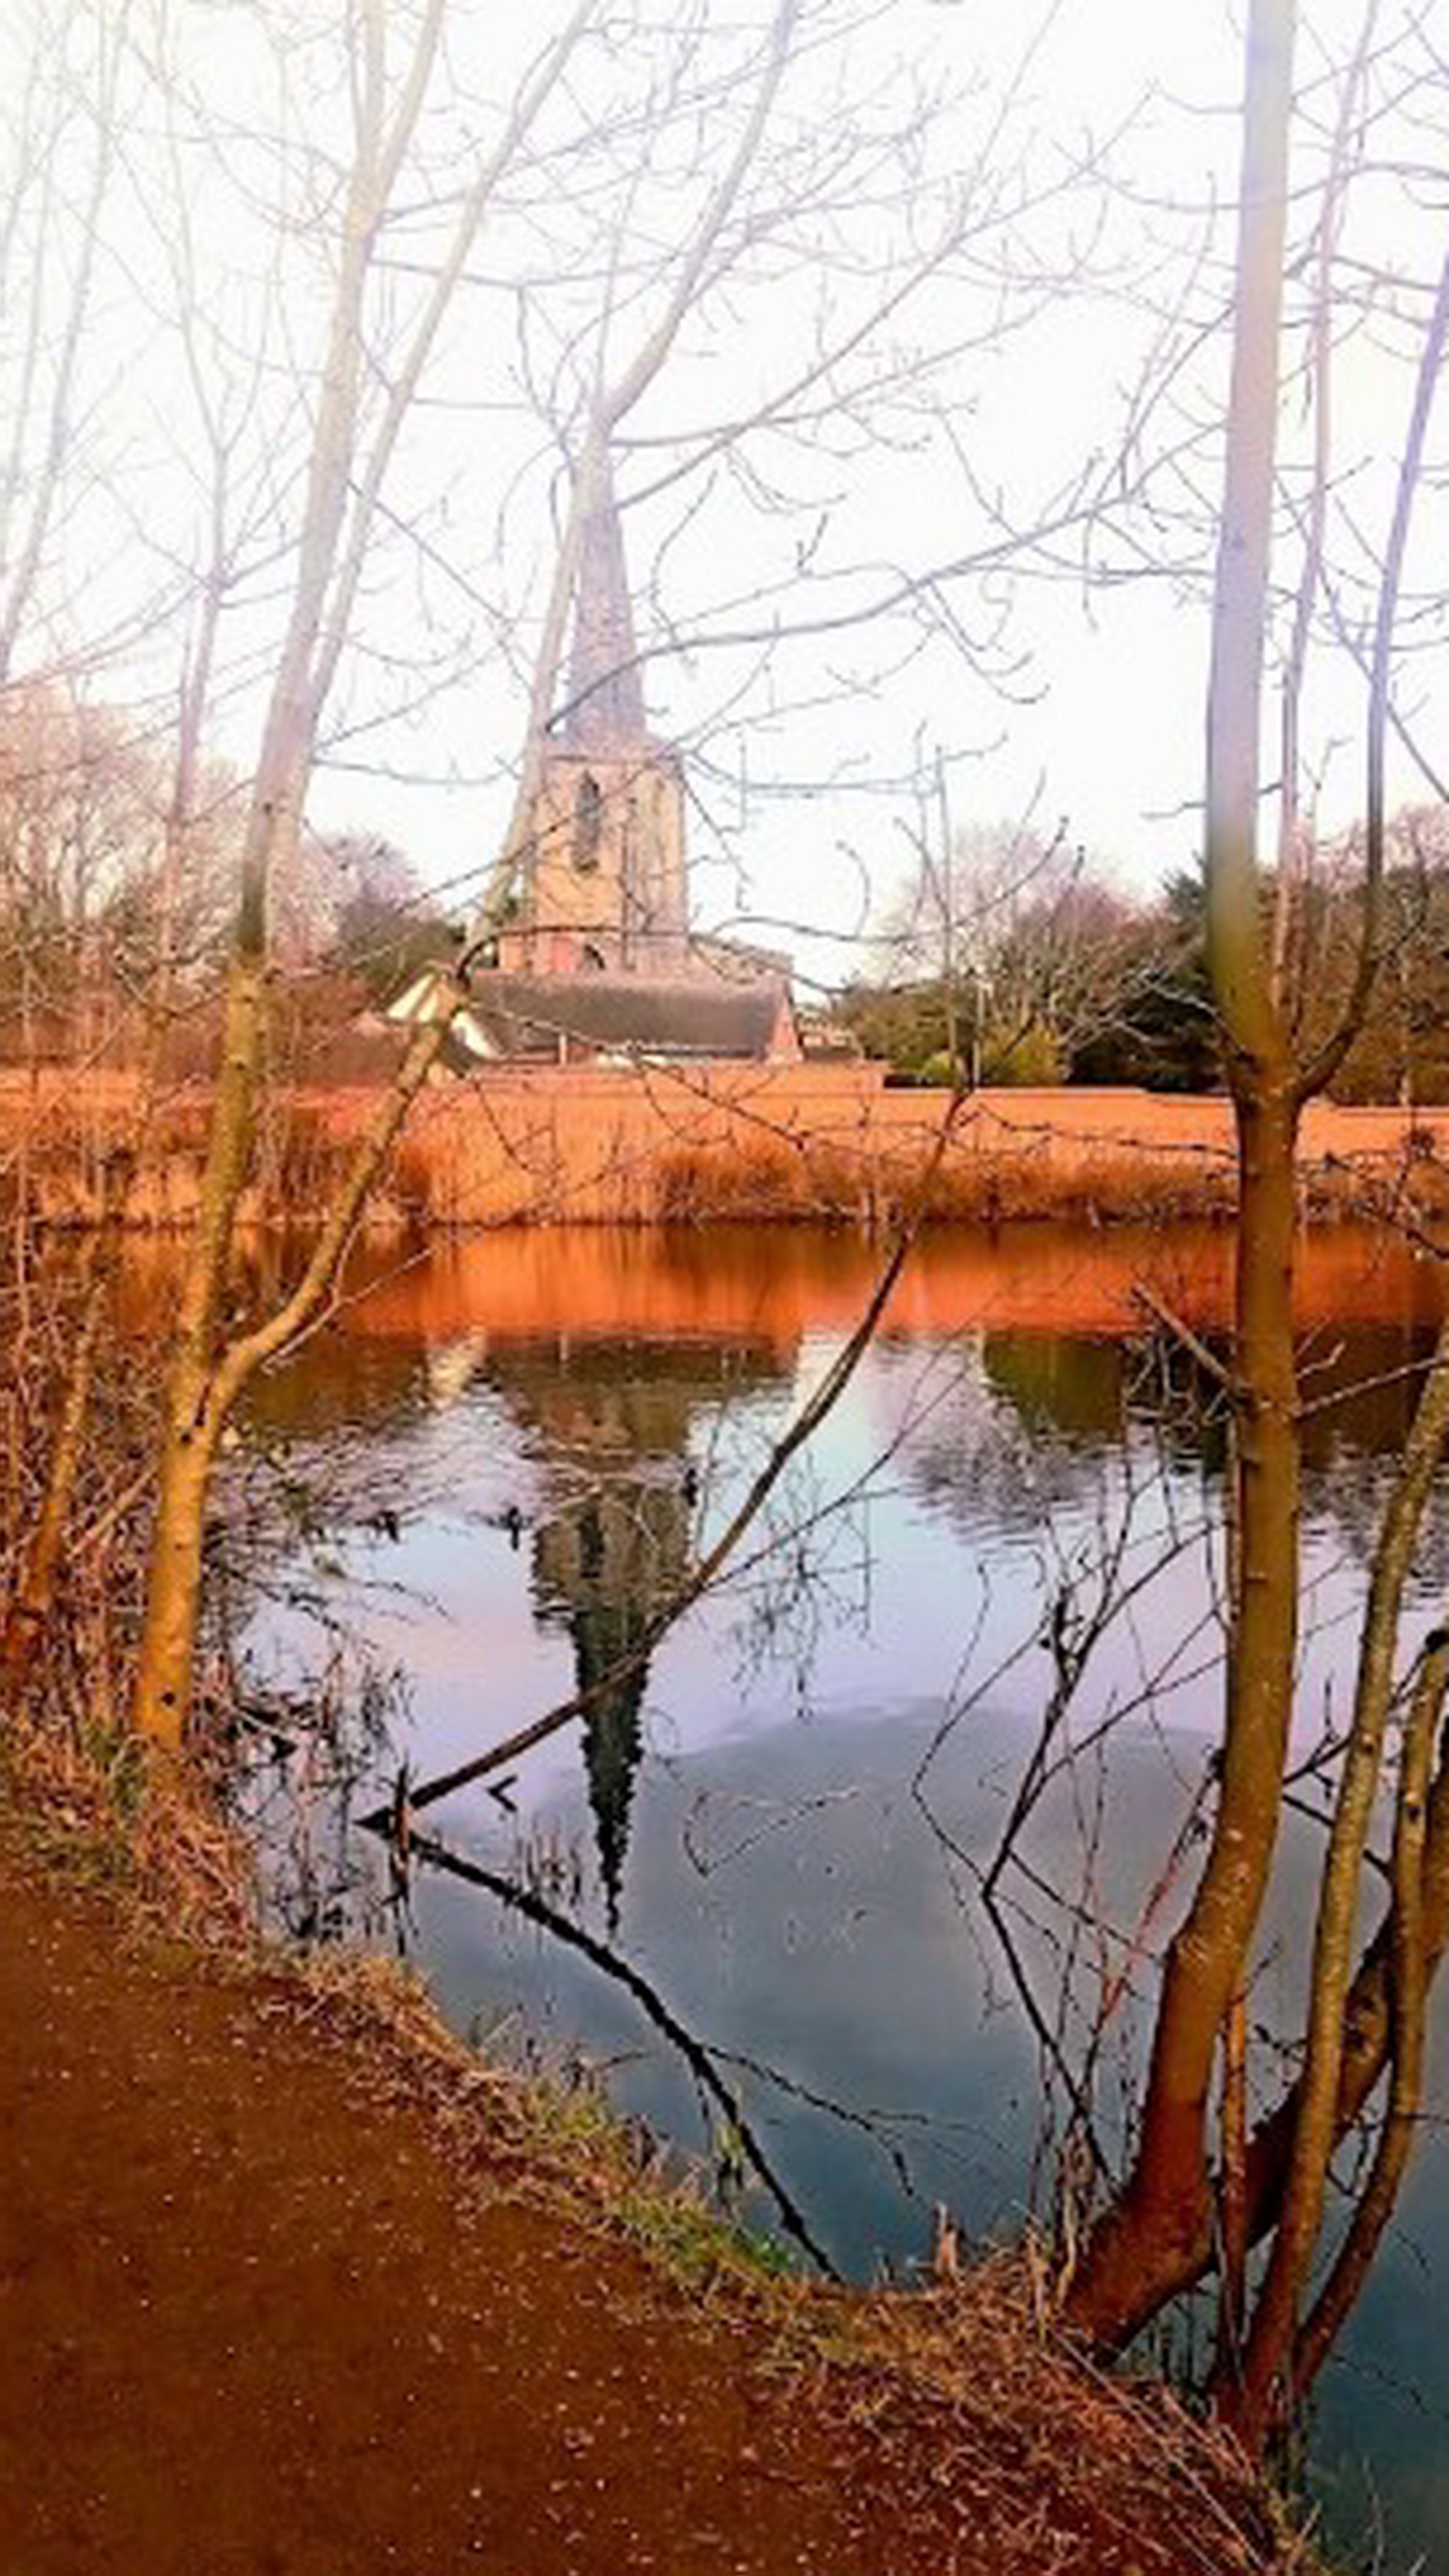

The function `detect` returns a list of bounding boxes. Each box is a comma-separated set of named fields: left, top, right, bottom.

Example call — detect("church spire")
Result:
left=560, top=454, right=647, bottom=753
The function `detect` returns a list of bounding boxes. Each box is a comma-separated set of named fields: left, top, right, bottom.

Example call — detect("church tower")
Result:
left=498, top=460, right=690, bottom=978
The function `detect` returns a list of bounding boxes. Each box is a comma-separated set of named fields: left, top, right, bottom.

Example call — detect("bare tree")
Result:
left=0, top=0, right=135, bottom=685
left=1056, top=0, right=1449, bottom=2460
left=129, top=0, right=601, bottom=1741
left=123, top=0, right=1135, bottom=1746
left=874, top=809, right=1147, bottom=1087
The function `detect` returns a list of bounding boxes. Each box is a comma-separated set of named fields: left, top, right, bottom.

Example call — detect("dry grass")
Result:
left=653, top=1132, right=1243, bottom=1227
left=7, top=1067, right=1449, bottom=1233
left=818, top=2255, right=1318, bottom=2576
left=2, top=1717, right=253, bottom=1948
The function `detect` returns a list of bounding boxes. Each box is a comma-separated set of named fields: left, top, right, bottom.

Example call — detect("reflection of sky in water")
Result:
left=236, top=1225, right=1449, bottom=2575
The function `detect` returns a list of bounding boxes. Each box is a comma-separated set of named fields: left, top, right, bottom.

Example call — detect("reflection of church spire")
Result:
left=485, top=1338, right=785, bottom=1927
left=560, top=454, right=647, bottom=754
left=570, top=1585, right=651, bottom=1931
left=530, top=1476, right=682, bottom=1933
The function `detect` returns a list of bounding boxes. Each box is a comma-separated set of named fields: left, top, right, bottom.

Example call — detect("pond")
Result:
left=225, top=1220, right=1449, bottom=2572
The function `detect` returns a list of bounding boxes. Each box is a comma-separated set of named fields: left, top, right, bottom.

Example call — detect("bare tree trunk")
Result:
left=131, top=2, right=441, bottom=1746
left=1216, top=1980, right=1249, bottom=2383
left=1066, top=1089, right=1301, bottom=2340
left=1227, top=1324, right=1449, bottom=2438
left=1069, top=191, right=1449, bottom=2400
left=1066, top=0, right=1299, bottom=2348
left=1267, top=7, right=1374, bottom=1015
left=1075, top=1667, right=1449, bottom=2326
left=131, top=946, right=270, bottom=1744
left=1288, top=1631, right=1448, bottom=2399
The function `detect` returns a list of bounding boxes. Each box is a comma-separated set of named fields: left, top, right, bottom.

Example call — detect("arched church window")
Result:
left=574, top=770, right=603, bottom=869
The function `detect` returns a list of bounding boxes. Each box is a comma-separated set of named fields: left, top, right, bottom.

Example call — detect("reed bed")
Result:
left=7, top=1065, right=1448, bottom=1232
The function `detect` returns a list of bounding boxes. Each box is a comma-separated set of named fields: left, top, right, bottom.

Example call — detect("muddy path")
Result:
left=0, top=1840, right=1278, bottom=2575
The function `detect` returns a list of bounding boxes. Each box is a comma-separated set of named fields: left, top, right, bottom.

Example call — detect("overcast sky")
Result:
left=315, top=0, right=1449, bottom=982
left=7, top=0, right=1445, bottom=985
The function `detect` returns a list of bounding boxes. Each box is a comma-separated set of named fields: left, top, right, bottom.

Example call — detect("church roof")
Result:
left=465, top=969, right=790, bottom=1062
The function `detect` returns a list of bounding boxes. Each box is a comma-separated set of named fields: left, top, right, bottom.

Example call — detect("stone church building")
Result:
left=397, top=461, right=799, bottom=1068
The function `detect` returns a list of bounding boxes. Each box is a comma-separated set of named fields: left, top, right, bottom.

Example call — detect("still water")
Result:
left=228, top=1222, right=1449, bottom=2572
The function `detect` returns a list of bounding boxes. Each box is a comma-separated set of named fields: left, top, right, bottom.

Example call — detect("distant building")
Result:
left=795, top=1004, right=864, bottom=1063
left=497, top=465, right=690, bottom=985
left=390, top=453, right=798, bottom=1068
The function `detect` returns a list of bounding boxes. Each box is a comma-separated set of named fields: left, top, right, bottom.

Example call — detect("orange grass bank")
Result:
left=6, top=1061, right=1449, bottom=1228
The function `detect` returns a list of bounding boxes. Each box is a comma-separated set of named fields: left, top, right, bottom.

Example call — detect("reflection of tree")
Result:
left=896, top=1339, right=1117, bottom=1546
left=982, top=1333, right=1128, bottom=1447
left=393, top=1823, right=836, bottom=2276
left=243, top=1335, right=432, bottom=1443
left=971, top=1320, right=1449, bottom=1577
left=478, top=1337, right=785, bottom=1924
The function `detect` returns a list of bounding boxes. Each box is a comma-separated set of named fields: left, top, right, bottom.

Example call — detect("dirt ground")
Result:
left=0, top=1843, right=1281, bottom=2576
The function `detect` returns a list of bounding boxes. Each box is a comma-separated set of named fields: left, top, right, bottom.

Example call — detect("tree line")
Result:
left=842, top=807, right=1449, bottom=1100
left=12, top=662, right=1449, bottom=1112
left=0, top=676, right=454, bottom=1068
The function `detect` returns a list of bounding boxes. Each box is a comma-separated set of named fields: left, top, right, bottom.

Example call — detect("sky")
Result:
left=5, top=0, right=1446, bottom=989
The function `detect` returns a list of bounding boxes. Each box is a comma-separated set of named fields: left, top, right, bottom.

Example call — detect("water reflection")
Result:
left=470, top=1335, right=784, bottom=1923
left=402, top=1820, right=837, bottom=2271
left=212, top=1215, right=1447, bottom=1348
left=217, top=1220, right=1449, bottom=2575
left=982, top=1330, right=1130, bottom=1444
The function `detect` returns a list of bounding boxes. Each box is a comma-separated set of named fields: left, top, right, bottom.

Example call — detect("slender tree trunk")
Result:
left=127, top=0, right=593, bottom=1747
left=129, top=2, right=387, bottom=1746
left=1216, top=1980, right=1249, bottom=2381
left=132, top=935, right=270, bottom=1744
left=113, top=889, right=268, bottom=1741
left=1065, top=0, right=1299, bottom=2348
left=1066, top=1088, right=1301, bottom=2341
left=1227, top=1327, right=1449, bottom=2440
left=1078, top=1668, right=1449, bottom=2326
left=1288, top=1631, right=1448, bottom=2400
left=128, top=1403, right=225, bottom=1745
